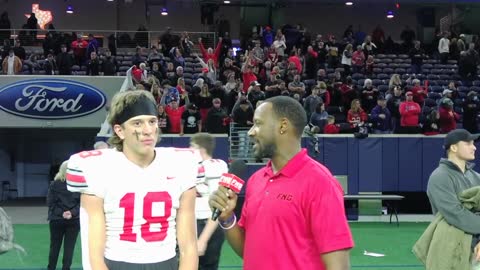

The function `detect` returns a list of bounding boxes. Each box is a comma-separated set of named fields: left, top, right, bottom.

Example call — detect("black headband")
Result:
left=115, top=95, right=158, bottom=125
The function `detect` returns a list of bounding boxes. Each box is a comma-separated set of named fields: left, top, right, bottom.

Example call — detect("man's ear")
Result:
left=450, top=144, right=457, bottom=153
left=279, top=117, right=289, bottom=134
left=113, top=124, right=125, bottom=140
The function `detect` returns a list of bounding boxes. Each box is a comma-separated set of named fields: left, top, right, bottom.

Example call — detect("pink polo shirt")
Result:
left=238, top=149, right=354, bottom=270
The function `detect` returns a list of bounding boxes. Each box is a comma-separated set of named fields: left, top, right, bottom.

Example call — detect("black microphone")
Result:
left=211, top=160, right=247, bottom=221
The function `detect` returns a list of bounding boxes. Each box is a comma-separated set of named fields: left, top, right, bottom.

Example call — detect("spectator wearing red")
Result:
left=438, top=98, right=460, bottom=133
left=324, top=115, right=340, bottom=134
left=305, top=46, right=318, bottom=79
left=71, top=34, right=88, bottom=66
left=399, top=91, right=421, bottom=133
left=160, top=91, right=190, bottom=134
left=176, top=77, right=188, bottom=97
left=198, top=37, right=223, bottom=67
left=410, top=79, right=428, bottom=105
left=351, top=45, right=365, bottom=74
left=288, top=50, right=302, bottom=74
left=347, top=99, right=368, bottom=129
left=242, top=53, right=258, bottom=94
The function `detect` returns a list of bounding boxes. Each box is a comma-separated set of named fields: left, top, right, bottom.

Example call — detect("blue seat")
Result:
left=377, top=73, right=390, bottom=80
left=431, top=86, right=443, bottom=93
left=428, top=92, right=442, bottom=99
left=383, top=68, right=394, bottom=74
left=458, top=86, right=470, bottom=92
left=372, top=79, right=383, bottom=86
left=394, top=68, right=406, bottom=74
left=378, top=85, right=389, bottom=92
left=470, top=86, right=480, bottom=93
left=352, top=73, right=364, bottom=80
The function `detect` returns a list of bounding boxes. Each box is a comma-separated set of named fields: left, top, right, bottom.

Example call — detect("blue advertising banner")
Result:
left=0, top=76, right=124, bottom=128
left=0, top=79, right=106, bottom=119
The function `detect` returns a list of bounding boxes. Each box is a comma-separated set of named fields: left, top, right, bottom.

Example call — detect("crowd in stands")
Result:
left=1, top=10, right=480, bottom=136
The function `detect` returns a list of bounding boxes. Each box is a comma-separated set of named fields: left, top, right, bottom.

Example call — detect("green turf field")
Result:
left=1, top=222, right=428, bottom=270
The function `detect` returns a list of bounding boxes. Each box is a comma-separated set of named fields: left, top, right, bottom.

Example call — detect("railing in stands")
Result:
left=229, top=122, right=258, bottom=163
left=0, top=28, right=217, bottom=52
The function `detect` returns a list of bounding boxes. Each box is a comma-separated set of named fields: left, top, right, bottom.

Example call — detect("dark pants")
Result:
left=47, top=219, right=80, bottom=270
left=440, top=52, right=449, bottom=64
left=197, top=219, right=225, bottom=270
left=105, top=256, right=178, bottom=270
left=410, top=64, right=421, bottom=75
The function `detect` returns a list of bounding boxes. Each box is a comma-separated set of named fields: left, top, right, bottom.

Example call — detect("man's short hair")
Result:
left=191, top=133, right=215, bottom=157
left=265, top=96, right=307, bottom=138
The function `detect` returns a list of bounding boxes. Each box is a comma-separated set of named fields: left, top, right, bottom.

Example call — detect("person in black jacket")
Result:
left=56, top=44, right=74, bottom=75
left=206, top=98, right=229, bottom=134
left=463, top=91, right=480, bottom=134
left=47, top=161, right=80, bottom=270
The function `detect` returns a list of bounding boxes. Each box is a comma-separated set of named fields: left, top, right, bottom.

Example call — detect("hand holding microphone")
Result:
left=209, top=160, right=246, bottom=222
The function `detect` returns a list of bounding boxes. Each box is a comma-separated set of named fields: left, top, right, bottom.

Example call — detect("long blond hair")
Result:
left=54, top=161, right=68, bottom=182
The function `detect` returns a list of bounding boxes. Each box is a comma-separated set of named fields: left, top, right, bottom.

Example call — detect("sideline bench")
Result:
left=344, top=194, right=405, bottom=226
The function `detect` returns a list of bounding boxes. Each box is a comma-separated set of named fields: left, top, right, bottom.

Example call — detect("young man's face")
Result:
left=451, top=141, right=476, bottom=161
left=115, top=115, right=159, bottom=157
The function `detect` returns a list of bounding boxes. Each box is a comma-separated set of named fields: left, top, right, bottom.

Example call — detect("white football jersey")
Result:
left=195, top=159, right=228, bottom=220
left=66, top=147, right=199, bottom=264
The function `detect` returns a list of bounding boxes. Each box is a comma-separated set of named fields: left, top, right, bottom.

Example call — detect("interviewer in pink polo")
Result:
left=209, top=96, right=354, bottom=270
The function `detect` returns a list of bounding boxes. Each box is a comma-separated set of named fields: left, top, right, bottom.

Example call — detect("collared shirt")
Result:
left=238, top=149, right=354, bottom=270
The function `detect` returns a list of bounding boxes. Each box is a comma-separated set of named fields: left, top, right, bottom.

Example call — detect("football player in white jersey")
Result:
left=66, top=90, right=198, bottom=270
left=79, top=141, right=110, bottom=270
left=190, top=133, right=228, bottom=270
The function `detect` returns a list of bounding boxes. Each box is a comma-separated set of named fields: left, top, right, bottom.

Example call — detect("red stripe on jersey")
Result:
left=66, top=173, right=86, bottom=183
left=198, top=165, right=205, bottom=174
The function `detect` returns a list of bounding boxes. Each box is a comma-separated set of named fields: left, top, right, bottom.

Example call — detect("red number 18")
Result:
left=119, top=192, right=172, bottom=242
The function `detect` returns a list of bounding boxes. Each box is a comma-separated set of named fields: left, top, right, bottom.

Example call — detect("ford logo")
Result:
left=0, top=79, right=106, bottom=119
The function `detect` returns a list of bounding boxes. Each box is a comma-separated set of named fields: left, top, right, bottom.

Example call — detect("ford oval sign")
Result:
left=0, top=79, right=106, bottom=119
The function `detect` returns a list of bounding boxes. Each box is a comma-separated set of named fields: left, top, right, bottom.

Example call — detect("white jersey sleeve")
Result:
left=66, top=150, right=109, bottom=198
left=195, top=159, right=228, bottom=219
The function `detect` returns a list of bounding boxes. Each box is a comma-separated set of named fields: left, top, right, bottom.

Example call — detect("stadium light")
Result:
left=161, top=7, right=168, bottom=16
left=66, top=5, right=74, bottom=14
left=345, top=2, right=353, bottom=6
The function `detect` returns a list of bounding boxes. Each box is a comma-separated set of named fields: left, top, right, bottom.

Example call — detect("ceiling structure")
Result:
left=189, top=0, right=479, bottom=4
